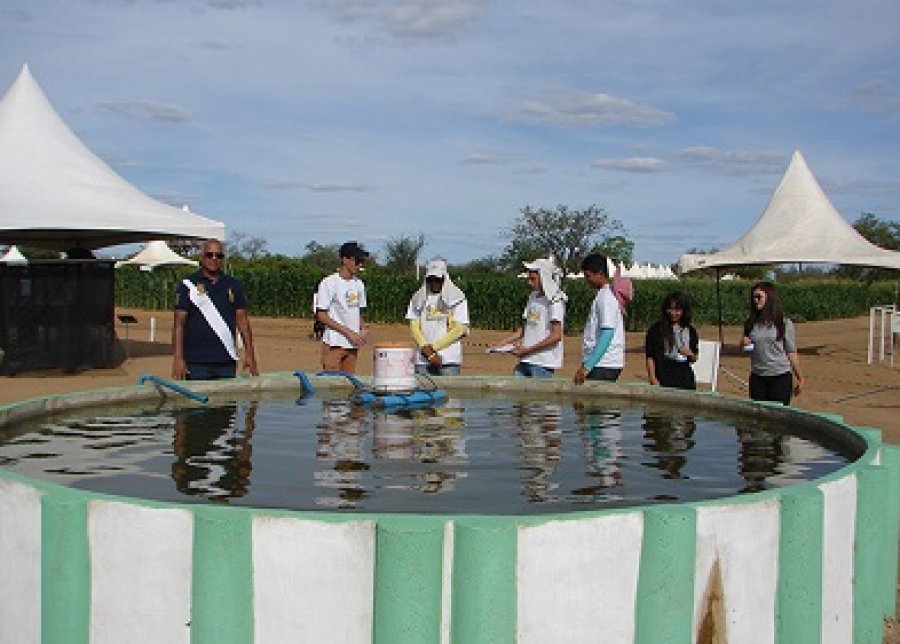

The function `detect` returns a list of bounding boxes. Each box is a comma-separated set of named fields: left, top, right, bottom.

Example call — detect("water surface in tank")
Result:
left=0, top=390, right=854, bottom=514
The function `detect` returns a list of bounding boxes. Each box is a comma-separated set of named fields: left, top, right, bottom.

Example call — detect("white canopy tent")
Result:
left=679, top=149, right=900, bottom=272
left=678, top=149, right=899, bottom=345
left=0, top=64, right=224, bottom=250
left=0, top=245, right=27, bottom=264
left=115, top=240, right=198, bottom=271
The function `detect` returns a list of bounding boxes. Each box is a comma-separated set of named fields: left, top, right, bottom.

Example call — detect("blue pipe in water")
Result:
left=315, top=370, right=368, bottom=391
left=294, top=369, right=316, bottom=400
left=137, top=374, right=209, bottom=403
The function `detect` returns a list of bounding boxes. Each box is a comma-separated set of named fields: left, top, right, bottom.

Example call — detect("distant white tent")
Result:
left=0, top=244, right=27, bottom=264
left=115, top=240, right=198, bottom=271
left=0, top=64, right=225, bottom=250
left=679, top=149, right=900, bottom=273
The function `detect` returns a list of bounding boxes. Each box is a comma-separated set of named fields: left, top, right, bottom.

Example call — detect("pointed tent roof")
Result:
left=679, top=150, right=900, bottom=272
left=0, top=244, right=27, bottom=263
left=115, top=240, right=198, bottom=270
left=0, top=64, right=225, bottom=250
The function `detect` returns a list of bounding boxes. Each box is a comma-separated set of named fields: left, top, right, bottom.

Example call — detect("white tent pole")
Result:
left=716, top=267, right=724, bottom=346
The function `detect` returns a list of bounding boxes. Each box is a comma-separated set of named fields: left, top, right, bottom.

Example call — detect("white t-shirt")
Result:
left=316, top=272, right=367, bottom=349
left=405, top=293, right=469, bottom=366
left=521, top=291, right=565, bottom=369
left=581, top=284, right=625, bottom=369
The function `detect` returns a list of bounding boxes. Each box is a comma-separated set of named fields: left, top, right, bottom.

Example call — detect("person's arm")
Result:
left=410, top=319, right=428, bottom=348
left=235, top=309, right=259, bottom=376
left=488, top=327, right=524, bottom=351
left=410, top=318, right=442, bottom=365
left=680, top=326, right=698, bottom=364
left=172, top=309, right=188, bottom=380
left=645, top=326, right=659, bottom=385
left=783, top=319, right=802, bottom=394
left=512, top=320, right=561, bottom=358
left=573, top=327, right=614, bottom=385
left=788, top=352, right=804, bottom=395
left=421, top=318, right=469, bottom=367
left=315, top=309, right=366, bottom=347
left=646, top=356, right=659, bottom=385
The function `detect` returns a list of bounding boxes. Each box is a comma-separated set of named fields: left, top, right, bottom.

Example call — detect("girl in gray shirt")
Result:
left=740, top=282, right=804, bottom=405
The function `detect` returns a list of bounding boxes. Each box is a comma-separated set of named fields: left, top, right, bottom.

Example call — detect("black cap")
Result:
left=339, top=241, right=370, bottom=261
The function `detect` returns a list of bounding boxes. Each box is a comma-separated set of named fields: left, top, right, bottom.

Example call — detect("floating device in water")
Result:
left=308, top=369, right=447, bottom=409
left=353, top=388, right=448, bottom=409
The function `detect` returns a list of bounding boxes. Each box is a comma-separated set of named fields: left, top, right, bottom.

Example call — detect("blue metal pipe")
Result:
left=315, top=370, right=368, bottom=391
left=137, top=374, right=209, bottom=403
left=292, top=370, right=316, bottom=397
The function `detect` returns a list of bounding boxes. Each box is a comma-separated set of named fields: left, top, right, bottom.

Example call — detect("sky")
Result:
left=2, top=0, right=899, bottom=265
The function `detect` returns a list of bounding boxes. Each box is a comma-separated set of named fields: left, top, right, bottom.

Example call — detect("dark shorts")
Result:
left=186, top=361, right=236, bottom=380
left=586, top=366, right=622, bottom=382
left=749, top=372, right=793, bottom=405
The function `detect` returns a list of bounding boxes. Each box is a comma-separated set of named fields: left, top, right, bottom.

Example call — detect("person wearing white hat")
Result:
left=488, top=257, right=567, bottom=378
left=406, top=258, right=469, bottom=375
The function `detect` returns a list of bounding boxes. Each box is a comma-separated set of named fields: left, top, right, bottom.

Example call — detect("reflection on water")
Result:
left=0, top=393, right=854, bottom=514
left=642, top=411, right=697, bottom=481
left=171, top=401, right=258, bottom=501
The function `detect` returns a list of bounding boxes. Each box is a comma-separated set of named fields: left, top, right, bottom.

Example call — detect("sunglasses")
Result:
left=752, top=293, right=765, bottom=300
left=204, top=252, right=225, bottom=259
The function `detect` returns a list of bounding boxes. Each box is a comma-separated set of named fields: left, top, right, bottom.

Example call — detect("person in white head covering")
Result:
left=405, top=258, right=469, bottom=375
left=487, top=257, right=567, bottom=377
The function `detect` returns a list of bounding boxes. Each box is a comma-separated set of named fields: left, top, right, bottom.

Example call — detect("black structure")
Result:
left=0, top=260, right=120, bottom=374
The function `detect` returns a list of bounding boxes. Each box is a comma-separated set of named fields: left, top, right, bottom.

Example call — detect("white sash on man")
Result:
left=182, top=279, right=238, bottom=361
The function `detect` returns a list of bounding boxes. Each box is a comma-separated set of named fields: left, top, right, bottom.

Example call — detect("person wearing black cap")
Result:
left=314, top=241, right=370, bottom=374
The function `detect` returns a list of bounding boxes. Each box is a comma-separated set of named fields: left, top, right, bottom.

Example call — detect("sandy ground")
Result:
left=2, top=308, right=898, bottom=639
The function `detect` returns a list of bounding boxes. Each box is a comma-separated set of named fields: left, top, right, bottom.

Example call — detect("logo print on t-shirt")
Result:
left=345, top=291, right=360, bottom=307
left=426, top=304, right=448, bottom=321
left=526, top=306, right=541, bottom=326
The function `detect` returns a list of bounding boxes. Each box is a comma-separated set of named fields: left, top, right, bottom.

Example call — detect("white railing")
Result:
left=867, top=304, right=899, bottom=366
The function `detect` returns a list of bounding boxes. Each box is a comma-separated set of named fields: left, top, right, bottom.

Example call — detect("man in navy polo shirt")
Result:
left=172, top=239, right=259, bottom=380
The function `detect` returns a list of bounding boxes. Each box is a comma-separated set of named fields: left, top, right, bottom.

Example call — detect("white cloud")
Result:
left=509, top=92, right=674, bottom=128
left=264, top=181, right=376, bottom=193
left=676, top=147, right=784, bottom=176
left=855, top=80, right=900, bottom=116
left=459, top=150, right=521, bottom=165
left=593, top=157, right=667, bottom=173
left=99, top=102, right=191, bottom=123
left=331, top=0, right=488, bottom=38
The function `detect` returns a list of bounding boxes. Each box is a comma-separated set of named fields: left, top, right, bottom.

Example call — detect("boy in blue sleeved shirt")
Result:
left=573, top=253, right=625, bottom=384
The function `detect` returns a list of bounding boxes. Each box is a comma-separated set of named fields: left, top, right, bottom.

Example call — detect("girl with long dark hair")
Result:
left=740, top=282, right=804, bottom=404
left=644, top=290, right=699, bottom=389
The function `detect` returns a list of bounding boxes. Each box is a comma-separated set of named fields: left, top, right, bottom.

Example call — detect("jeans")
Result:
left=513, top=362, right=555, bottom=378
left=186, top=361, right=236, bottom=380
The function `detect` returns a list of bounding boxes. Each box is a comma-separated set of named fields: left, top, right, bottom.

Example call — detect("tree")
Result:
left=501, top=204, right=629, bottom=276
left=834, top=213, right=900, bottom=282
left=456, top=254, right=505, bottom=275
left=383, top=233, right=426, bottom=273
left=300, top=241, right=341, bottom=272
left=591, top=234, right=634, bottom=266
left=227, top=230, right=269, bottom=260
